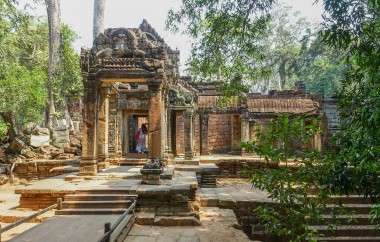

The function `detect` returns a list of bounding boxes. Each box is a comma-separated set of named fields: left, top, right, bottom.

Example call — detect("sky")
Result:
left=27, top=0, right=324, bottom=71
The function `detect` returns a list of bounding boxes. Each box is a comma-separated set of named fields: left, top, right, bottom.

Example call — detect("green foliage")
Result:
left=0, top=117, right=8, bottom=138
left=167, top=0, right=275, bottom=81
left=295, top=34, right=346, bottom=97
left=0, top=0, right=82, bottom=130
left=57, top=24, right=82, bottom=98
left=241, top=114, right=321, bottom=164
left=0, top=61, right=47, bottom=125
left=240, top=114, right=328, bottom=241
left=320, top=0, right=380, bottom=199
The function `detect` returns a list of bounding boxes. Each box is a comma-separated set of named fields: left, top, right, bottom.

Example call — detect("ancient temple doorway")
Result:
left=122, top=113, right=148, bottom=155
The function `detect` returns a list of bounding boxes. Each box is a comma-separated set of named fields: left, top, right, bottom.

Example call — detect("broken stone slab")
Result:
left=153, top=216, right=201, bottom=226
left=30, top=134, right=50, bottom=148
left=6, top=137, right=25, bottom=154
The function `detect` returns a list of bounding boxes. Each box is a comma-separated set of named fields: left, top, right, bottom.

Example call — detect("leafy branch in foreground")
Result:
left=240, top=114, right=331, bottom=241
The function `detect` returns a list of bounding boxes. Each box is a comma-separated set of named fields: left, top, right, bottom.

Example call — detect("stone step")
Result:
left=324, top=204, right=373, bottom=214
left=55, top=208, right=127, bottom=215
left=64, top=194, right=137, bottom=201
left=327, top=195, right=372, bottom=204
left=312, top=214, right=372, bottom=226
left=75, top=189, right=133, bottom=195
left=315, top=237, right=380, bottom=242
left=62, top=200, right=132, bottom=209
left=309, top=225, right=380, bottom=237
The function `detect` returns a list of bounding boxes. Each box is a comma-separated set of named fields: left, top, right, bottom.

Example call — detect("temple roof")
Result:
left=198, top=96, right=238, bottom=109
left=247, top=98, right=319, bottom=114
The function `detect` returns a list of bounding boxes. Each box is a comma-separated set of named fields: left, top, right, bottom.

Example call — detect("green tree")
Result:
left=266, top=4, right=310, bottom=90
left=295, top=34, right=346, bottom=97
left=240, top=114, right=329, bottom=241
left=167, top=0, right=276, bottom=81
left=0, top=1, right=47, bottom=139
left=320, top=0, right=380, bottom=200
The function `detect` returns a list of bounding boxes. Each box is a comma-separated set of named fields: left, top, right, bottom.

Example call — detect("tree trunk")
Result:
left=93, top=0, right=106, bottom=40
left=0, top=111, right=17, bottom=141
left=46, top=0, right=61, bottom=128
left=278, top=60, right=286, bottom=90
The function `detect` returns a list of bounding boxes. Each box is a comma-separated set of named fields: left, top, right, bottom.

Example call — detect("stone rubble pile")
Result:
left=0, top=122, right=82, bottom=185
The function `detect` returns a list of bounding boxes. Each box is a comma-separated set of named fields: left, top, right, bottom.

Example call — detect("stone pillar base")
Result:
left=97, top=156, right=110, bottom=170
left=78, top=159, right=97, bottom=176
left=141, top=174, right=162, bottom=185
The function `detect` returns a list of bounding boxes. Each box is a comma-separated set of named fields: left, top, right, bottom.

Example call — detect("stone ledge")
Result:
left=153, top=216, right=201, bottom=226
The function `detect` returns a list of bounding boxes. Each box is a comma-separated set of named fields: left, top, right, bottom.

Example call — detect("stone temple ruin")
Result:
left=78, top=19, right=329, bottom=176
left=1, top=20, right=344, bottom=241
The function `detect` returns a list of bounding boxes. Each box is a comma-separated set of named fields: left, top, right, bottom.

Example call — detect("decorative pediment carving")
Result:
left=168, top=85, right=194, bottom=107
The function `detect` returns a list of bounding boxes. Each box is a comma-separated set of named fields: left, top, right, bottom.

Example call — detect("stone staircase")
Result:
left=310, top=195, right=380, bottom=241
left=55, top=189, right=137, bottom=215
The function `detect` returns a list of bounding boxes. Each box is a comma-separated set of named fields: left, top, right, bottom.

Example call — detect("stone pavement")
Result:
left=1, top=165, right=271, bottom=241
left=126, top=207, right=257, bottom=242
left=198, top=179, right=273, bottom=208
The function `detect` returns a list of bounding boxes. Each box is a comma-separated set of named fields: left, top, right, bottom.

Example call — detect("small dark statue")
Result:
left=142, top=158, right=163, bottom=170
left=140, top=159, right=163, bottom=185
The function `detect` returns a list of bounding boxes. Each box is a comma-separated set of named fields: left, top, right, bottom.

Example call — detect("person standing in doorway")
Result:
left=136, top=123, right=148, bottom=153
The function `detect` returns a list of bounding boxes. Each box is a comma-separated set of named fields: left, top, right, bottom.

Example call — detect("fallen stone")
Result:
left=64, top=147, right=77, bottom=154
left=32, top=127, right=50, bottom=136
left=30, top=134, right=50, bottom=148
left=70, top=137, right=81, bottom=147
left=0, top=165, right=7, bottom=174
left=0, top=174, right=8, bottom=185
left=23, top=150, right=36, bottom=159
left=51, top=149, right=64, bottom=158
left=154, top=216, right=202, bottom=226
left=23, top=122, right=37, bottom=135
left=6, top=137, right=25, bottom=154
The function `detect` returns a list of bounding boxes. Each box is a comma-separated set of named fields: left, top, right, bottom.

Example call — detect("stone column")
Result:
left=78, top=81, right=99, bottom=176
left=165, top=108, right=173, bottom=155
left=147, top=82, right=163, bottom=160
left=97, top=86, right=110, bottom=170
left=108, top=93, right=117, bottom=158
left=241, top=110, right=250, bottom=143
left=200, top=113, right=210, bottom=155
left=184, top=109, right=195, bottom=160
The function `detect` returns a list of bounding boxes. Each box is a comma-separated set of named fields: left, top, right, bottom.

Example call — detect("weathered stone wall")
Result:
left=175, top=113, right=185, bottom=155
left=18, top=192, right=73, bottom=210
left=208, top=114, right=232, bottom=153
left=231, top=115, right=241, bottom=151
left=323, top=98, right=339, bottom=132
left=14, top=160, right=77, bottom=181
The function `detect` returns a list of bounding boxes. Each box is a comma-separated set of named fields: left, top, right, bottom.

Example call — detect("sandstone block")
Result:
left=64, top=147, right=77, bottom=154
left=6, top=137, right=25, bottom=154
left=32, top=127, right=50, bottom=136
left=70, top=137, right=81, bottom=147
left=135, top=212, right=155, bottom=225
left=30, top=134, right=50, bottom=148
